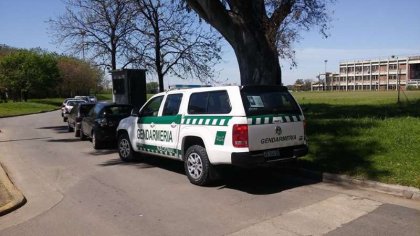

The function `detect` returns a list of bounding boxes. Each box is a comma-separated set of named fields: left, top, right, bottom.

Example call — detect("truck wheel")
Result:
left=184, top=145, right=213, bottom=186
left=118, top=133, right=135, bottom=162
left=74, top=127, right=80, bottom=137
left=79, top=126, right=86, bottom=140
left=92, top=131, right=101, bottom=149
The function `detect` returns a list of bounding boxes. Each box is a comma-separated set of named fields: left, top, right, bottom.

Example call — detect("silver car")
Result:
left=62, top=99, right=86, bottom=122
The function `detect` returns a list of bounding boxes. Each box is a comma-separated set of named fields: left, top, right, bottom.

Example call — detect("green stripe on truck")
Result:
left=247, top=114, right=303, bottom=125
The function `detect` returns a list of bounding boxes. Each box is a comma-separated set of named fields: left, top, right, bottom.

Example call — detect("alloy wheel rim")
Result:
left=187, top=153, right=203, bottom=179
left=119, top=139, right=130, bottom=158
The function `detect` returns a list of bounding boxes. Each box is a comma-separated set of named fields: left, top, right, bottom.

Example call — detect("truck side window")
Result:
left=162, top=94, right=183, bottom=116
left=207, top=91, right=231, bottom=114
left=141, top=96, right=163, bottom=117
left=188, top=91, right=231, bottom=114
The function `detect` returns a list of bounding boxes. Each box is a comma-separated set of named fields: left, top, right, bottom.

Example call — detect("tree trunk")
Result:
left=111, top=48, right=117, bottom=70
left=231, top=29, right=282, bottom=85
left=185, top=0, right=283, bottom=86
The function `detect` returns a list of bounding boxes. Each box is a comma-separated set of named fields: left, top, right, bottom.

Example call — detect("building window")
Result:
left=372, top=65, right=379, bottom=72
left=389, top=64, right=397, bottom=70
left=363, top=66, right=370, bottom=73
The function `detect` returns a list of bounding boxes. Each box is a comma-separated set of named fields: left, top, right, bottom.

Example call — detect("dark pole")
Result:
left=324, top=60, right=328, bottom=91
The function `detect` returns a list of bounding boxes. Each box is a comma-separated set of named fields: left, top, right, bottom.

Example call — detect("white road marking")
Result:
left=229, top=194, right=382, bottom=236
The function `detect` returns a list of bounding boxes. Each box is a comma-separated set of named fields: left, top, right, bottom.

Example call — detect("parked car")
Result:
left=80, top=102, right=133, bottom=149
left=61, top=98, right=78, bottom=115
left=74, top=96, right=90, bottom=102
left=61, top=99, right=86, bottom=122
left=88, top=96, right=97, bottom=103
left=67, top=103, right=95, bottom=137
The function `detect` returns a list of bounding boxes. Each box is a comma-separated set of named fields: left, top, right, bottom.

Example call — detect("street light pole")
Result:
left=324, top=59, right=328, bottom=91
left=391, top=55, right=401, bottom=104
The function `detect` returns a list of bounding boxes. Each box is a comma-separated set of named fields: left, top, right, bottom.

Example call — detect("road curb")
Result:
left=289, top=167, right=420, bottom=201
left=0, top=163, right=26, bottom=216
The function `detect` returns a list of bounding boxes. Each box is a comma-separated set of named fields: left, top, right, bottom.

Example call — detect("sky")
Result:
left=1, top=0, right=420, bottom=86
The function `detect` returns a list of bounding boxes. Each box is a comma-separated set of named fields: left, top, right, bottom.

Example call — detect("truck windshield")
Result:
left=241, top=86, right=301, bottom=116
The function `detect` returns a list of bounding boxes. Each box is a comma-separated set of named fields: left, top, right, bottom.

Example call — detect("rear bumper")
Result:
left=94, top=127, right=117, bottom=143
left=231, top=145, right=308, bottom=167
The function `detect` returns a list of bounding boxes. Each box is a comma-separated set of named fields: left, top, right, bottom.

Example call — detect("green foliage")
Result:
left=0, top=49, right=59, bottom=100
left=146, top=82, right=159, bottom=94
left=0, top=45, right=104, bottom=100
left=56, top=56, right=103, bottom=97
left=293, top=91, right=420, bottom=188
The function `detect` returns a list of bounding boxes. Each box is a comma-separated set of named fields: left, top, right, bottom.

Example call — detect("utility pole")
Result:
left=324, top=59, right=328, bottom=91
left=391, top=55, right=401, bottom=104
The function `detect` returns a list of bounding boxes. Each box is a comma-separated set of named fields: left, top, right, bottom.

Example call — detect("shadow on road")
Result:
left=47, top=138, right=83, bottom=143
left=88, top=149, right=118, bottom=156
left=99, top=156, right=318, bottom=195
left=37, top=125, right=68, bottom=133
left=0, top=137, right=52, bottom=143
left=213, top=166, right=319, bottom=195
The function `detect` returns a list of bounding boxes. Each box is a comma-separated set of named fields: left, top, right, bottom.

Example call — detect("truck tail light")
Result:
left=232, top=124, right=248, bottom=148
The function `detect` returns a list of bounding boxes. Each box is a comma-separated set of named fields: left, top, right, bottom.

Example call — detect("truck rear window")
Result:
left=241, top=87, right=300, bottom=116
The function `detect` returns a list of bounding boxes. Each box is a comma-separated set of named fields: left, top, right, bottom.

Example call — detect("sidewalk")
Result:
left=0, top=162, right=26, bottom=216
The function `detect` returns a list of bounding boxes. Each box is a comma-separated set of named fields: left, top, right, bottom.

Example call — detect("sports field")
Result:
left=292, top=90, right=420, bottom=188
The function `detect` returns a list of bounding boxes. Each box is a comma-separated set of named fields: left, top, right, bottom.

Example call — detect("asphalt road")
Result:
left=0, top=110, right=419, bottom=236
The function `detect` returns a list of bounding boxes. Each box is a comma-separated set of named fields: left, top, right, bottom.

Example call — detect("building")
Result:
left=313, top=55, right=420, bottom=91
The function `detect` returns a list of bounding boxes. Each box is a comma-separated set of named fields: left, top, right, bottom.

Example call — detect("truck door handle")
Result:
left=150, top=122, right=155, bottom=128
left=171, top=122, right=177, bottom=128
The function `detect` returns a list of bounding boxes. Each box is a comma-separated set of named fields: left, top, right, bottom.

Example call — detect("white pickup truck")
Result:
left=117, top=85, right=308, bottom=185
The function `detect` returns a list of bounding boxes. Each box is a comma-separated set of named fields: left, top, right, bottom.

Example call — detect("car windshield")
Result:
left=67, top=100, right=85, bottom=106
left=241, top=86, right=300, bottom=116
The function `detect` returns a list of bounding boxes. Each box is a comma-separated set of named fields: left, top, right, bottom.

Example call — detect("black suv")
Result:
left=67, top=103, right=95, bottom=137
left=80, top=102, right=133, bottom=149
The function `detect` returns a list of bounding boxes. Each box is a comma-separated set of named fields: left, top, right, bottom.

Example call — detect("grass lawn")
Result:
left=0, top=94, right=154, bottom=117
left=292, top=90, right=420, bottom=188
left=0, top=98, right=63, bottom=117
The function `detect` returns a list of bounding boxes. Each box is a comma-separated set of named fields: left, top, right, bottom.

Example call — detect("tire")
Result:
left=118, top=133, right=135, bottom=162
left=67, top=121, right=74, bottom=132
left=79, top=126, right=86, bottom=140
left=74, top=127, right=80, bottom=137
left=184, top=145, right=213, bottom=186
left=92, top=131, right=101, bottom=149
